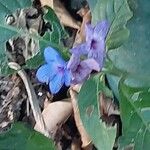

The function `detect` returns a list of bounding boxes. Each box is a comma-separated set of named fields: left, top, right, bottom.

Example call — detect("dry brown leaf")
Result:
left=70, top=89, right=92, bottom=149
left=72, top=84, right=82, bottom=93
left=71, top=138, right=81, bottom=150
left=54, top=0, right=80, bottom=29
left=77, top=6, right=91, bottom=41
left=40, top=0, right=53, bottom=9
left=100, top=93, right=119, bottom=116
left=0, top=76, right=22, bottom=131
left=40, top=0, right=80, bottom=29
left=34, top=99, right=72, bottom=138
left=74, top=7, right=91, bottom=46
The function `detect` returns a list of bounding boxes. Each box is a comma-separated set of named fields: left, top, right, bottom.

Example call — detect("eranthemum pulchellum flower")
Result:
left=67, top=53, right=100, bottom=84
left=67, top=20, right=109, bottom=84
left=36, top=47, right=71, bottom=94
left=85, top=21, right=109, bottom=67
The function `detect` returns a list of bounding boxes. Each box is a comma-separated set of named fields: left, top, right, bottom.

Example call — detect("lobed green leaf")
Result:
left=118, top=81, right=150, bottom=150
left=78, top=74, right=116, bottom=150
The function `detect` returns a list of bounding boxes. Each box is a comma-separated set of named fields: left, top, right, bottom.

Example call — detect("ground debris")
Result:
left=6, top=7, right=43, bottom=65
left=0, top=75, right=25, bottom=132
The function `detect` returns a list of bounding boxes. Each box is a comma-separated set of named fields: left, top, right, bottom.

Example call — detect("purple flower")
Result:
left=36, top=47, right=71, bottom=94
left=85, top=21, right=109, bottom=67
left=67, top=20, right=109, bottom=84
left=70, top=43, right=88, bottom=56
left=70, top=21, right=109, bottom=68
left=67, top=54, right=100, bottom=84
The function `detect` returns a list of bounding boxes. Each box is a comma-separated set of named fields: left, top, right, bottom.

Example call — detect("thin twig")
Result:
left=8, top=62, right=50, bottom=138
left=26, top=99, right=30, bottom=117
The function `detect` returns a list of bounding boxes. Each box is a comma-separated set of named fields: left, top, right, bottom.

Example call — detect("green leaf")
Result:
left=118, top=81, right=150, bottom=150
left=78, top=74, right=116, bottom=150
left=70, top=0, right=86, bottom=10
left=26, top=7, right=69, bottom=69
left=107, top=0, right=150, bottom=98
left=43, top=6, right=68, bottom=44
left=0, top=122, right=56, bottom=150
left=0, top=0, right=31, bottom=75
left=87, top=0, right=98, bottom=11
left=88, top=0, right=133, bottom=50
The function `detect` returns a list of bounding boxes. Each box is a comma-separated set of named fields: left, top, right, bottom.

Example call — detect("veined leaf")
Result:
left=107, top=0, right=150, bottom=101
left=43, top=6, right=68, bottom=44
left=118, top=81, right=150, bottom=150
left=107, top=0, right=150, bottom=87
left=87, top=0, right=97, bottom=11
left=0, top=122, right=56, bottom=150
left=78, top=75, right=116, bottom=150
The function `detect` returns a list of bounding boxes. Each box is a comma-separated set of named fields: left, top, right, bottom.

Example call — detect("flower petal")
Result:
left=94, top=20, right=109, bottom=40
left=71, top=61, right=92, bottom=84
left=82, top=58, right=100, bottom=71
left=36, top=64, right=55, bottom=84
left=55, top=55, right=66, bottom=67
left=70, top=43, right=88, bottom=56
left=49, top=73, right=64, bottom=94
left=71, top=72, right=83, bottom=84
left=44, top=46, right=59, bottom=63
left=85, top=23, right=94, bottom=42
left=88, top=40, right=105, bottom=68
left=67, top=54, right=80, bottom=71
left=80, top=61, right=93, bottom=76
left=64, top=69, right=71, bottom=86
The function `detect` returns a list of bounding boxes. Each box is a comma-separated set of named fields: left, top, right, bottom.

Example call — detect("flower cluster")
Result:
left=36, top=21, right=109, bottom=94
left=67, top=20, right=109, bottom=84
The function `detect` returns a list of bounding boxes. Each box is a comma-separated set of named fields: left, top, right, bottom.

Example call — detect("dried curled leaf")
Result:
left=40, top=0, right=80, bottom=29
left=74, top=6, right=91, bottom=46
left=70, top=89, right=92, bottom=149
left=40, top=0, right=53, bottom=9
left=34, top=100, right=72, bottom=137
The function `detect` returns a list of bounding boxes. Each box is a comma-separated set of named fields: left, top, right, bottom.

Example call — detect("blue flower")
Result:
left=36, top=47, right=71, bottom=94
